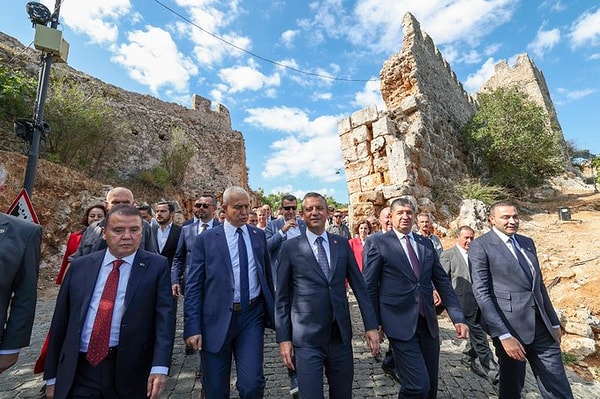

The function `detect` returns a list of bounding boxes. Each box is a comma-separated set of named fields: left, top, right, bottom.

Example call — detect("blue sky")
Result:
left=2, top=1, right=599, bottom=202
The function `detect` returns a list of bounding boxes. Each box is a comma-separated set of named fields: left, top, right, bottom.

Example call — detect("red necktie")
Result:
left=405, top=235, right=425, bottom=317
left=86, top=259, right=123, bottom=366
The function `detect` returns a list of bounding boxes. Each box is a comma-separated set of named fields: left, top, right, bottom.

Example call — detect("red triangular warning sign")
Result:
left=7, top=188, right=40, bottom=224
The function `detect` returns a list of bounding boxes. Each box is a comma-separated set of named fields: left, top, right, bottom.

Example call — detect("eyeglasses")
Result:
left=194, top=203, right=212, bottom=209
left=283, top=206, right=297, bottom=211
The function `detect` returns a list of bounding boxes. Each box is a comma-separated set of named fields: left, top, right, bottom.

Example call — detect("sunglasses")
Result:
left=194, top=203, right=212, bottom=209
left=283, top=206, right=297, bottom=211
left=334, top=214, right=342, bottom=218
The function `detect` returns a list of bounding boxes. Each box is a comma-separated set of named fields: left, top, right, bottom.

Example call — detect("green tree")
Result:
left=44, top=75, right=119, bottom=173
left=256, top=188, right=347, bottom=210
left=461, top=87, right=563, bottom=190
left=161, top=126, right=196, bottom=188
left=592, top=156, right=600, bottom=187
left=0, top=62, right=37, bottom=119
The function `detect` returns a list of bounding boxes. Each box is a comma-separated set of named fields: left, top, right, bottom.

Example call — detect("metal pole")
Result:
left=23, top=0, right=62, bottom=196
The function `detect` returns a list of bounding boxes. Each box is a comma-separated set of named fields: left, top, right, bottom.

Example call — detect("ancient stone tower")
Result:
left=339, top=13, right=570, bottom=225
left=338, top=13, right=476, bottom=222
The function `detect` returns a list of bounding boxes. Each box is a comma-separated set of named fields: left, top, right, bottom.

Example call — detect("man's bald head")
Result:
left=105, top=187, right=134, bottom=210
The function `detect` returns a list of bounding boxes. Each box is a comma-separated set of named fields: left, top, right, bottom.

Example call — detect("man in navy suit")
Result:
left=275, top=192, right=379, bottom=399
left=152, top=201, right=182, bottom=266
left=0, top=165, right=43, bottom=374
left=171, top=194, right=219, bottom=297
left=184, top=186, right=274, bottom=398
left=469, top=201, right=573, bottom=399
left=363, top=197, right=468, bottom=399
left=44, top=204, right=175, bottom=399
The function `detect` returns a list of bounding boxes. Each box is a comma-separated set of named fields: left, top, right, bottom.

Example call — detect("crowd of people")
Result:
left=0, top=163, right=575, bottom=399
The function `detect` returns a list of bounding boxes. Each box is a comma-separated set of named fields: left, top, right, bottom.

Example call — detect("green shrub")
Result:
left=0, top=63, right=36, bottom=119
left=455, top=178, right=505, bottom=205
left=137, top=166, right=170, bottom=189
left=161, top=127, right=196, bottom=188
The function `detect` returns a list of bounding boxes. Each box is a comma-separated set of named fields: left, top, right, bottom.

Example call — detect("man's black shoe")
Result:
left=462, top=357, right=487, bottom=378
left=289, top=372, right=299, bottom=397
left=381, top=363, right=400, bottom=383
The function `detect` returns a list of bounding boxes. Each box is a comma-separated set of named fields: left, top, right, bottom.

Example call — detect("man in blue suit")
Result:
left=363, top=197, right=468, bottom=399
left=184, top=186, right=274, bottom=399
left=44, top=204, right=175, bottom=399
left=469, top=201, right=573, bottom=399
left=171, top=194, right=219, bottom=297
left=265, top=194, right=306, bottom=286
left=275, top=192, right=380, bottom=399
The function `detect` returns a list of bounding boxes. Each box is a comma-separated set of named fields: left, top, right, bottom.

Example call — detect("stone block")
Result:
left=342, top=144, right=358, bottom=163
left=339, top=131, right=356, bottom=151
left=385, top=138, right=409, bottom=183
left=400, top=95, right=419, bottom=114
left=373, top=155, right=388, bottom=173
left=338, top=116, right=352, bottom=135
left=345, top=158, right=372, bottom=181
left=346, top=178, right=361, bottom=194
left=360, top=173, right=384, bottom=192
left=561, top=336, right=596, bottom=359
left=564, top=321, right=593, bottom=338
left=352, top=125, right=371, bottom=144
left=351, top=105, right=379, bottom=127
left=370, top=136, right=386, bottom=154
left=356, top=142, right=370, bottom=158
left=372, top=116, right=395, bottom=138
left=381, top=184, right=413, bottom=199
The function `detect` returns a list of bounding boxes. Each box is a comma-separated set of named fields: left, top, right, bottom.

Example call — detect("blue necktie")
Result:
left=510, top=236, right=533, bottom=285
left=236, top=228, right=250, bottom=309
left=315, top=236, right=330, bottom=279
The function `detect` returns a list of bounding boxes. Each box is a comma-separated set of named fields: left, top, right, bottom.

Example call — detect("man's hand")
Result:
left=185, top=335, right=202, bottom=351
left=555, top=326, right=562, bottom=344
left=0, top=353, right=19, bottom=374
left=432, top=290, right=442, bottom=307
left=45, top=384, right=55, bottom=399
left=454, top=323, right=469, bottom=339
left=377, top=325, right=386, bottom=343
left=501, top=336, right=526, bottom=361
left=172, top=284, right=181, bottom=297
left=281, top=219, right=298, bottom=233
left=147, top=374, right=168, bottom=399
left=365, top=329, right=380, bottom=356
left=279, top=341, right=295, bottom=370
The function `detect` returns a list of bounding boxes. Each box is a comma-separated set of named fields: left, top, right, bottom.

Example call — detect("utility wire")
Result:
left=151, top=0, right=377, bottom=83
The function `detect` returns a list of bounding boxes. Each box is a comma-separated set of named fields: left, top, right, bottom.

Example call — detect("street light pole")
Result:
left=23, top=0, right=62, bottom=197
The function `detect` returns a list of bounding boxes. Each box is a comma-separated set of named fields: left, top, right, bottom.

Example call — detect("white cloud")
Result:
left=174, top=0, right=250, bottom=65
left=464, top=57, right=497, bottom=93
left=527, top=27, right=560, bottom=58
left=47, top=0, right=133, bottom=44
left=563, top=88, right=596, bottom=101
left=345, top=0, right=518, bottom=53
left=312, top=92, right=333, bottom=101
left=112, top=26, right=198, bottom=95
left=244, top=107, right=344, bottom=181
left=281, top=30, right=298, bottom=47
left=218, top=62, right=281, bottom=93
left=352, top=79, right=385, bottom=109
left=569, top=8, right=600, bottom=48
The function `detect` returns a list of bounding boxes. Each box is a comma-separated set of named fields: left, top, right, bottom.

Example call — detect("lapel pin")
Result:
left=333, top=240, right=338, bottom=244
left=140, top=262, right=145, bottom=268
left=0, top=229, right=5, bottom=234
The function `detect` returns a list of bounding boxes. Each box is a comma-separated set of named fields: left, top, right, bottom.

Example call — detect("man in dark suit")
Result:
left=171, top=194, right=219, bottom=297
left=184, top=186, right=274, bottom=398
left=469, top=201, right=573, bottom=399
left=363, top=197, right=468, bottom=399
left=0, top=165, right=43, bottom=374
left=265, top=194, right=307, bottom=286
left=70, top=187, right=156, bottom=259
left=152, top=201, right=182, bottom=266
left=275, top=192, right=379, bottom=399
left=44, top=204, right=175, bottom=399
left=440, top=226, right=497, bottom=381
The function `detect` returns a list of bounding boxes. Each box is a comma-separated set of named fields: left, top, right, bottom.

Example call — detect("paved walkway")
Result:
left=2, top=287, right=599, bottom=398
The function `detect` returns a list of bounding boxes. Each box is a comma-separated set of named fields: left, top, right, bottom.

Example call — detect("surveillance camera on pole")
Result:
left=20, top=1, right=68, bottom=197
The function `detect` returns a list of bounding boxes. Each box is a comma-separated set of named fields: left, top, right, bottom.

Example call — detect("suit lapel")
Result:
left=0, top=217, right=9, bottom=247
left=514, top=234, right=538, bottom=283
left=489, top=233, right=531, bottom=286
left=214, top=225, right=234, bottom=282
left=124, top=251, right=147, bottom=311
left=80, top=250, right=106, bottom=323
left=300, top=235, right=328, bottom=282
left=163, top=225, right=180, bottom=253
left=383, top=230, right=417, bottom=280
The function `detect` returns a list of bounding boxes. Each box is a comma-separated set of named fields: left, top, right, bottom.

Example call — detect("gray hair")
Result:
left=223, top=186, right=249, bottom=205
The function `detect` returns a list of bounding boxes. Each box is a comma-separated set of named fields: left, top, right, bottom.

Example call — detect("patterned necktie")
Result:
left=315, top=236, right=330, bottom=279
left=405, top=235, right=425, bottom=316
left=199, top=223, right=208, bottom=235
left=86, top=259, right=123, bottom=366
left=236, top=228, right=250, bottom=309
left=510, top=236, right=533, bottom=285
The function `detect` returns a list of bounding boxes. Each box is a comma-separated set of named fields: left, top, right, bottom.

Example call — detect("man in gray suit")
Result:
left=469, top=201, right=573, bottom=399
left=440, top=226, right=497, bottom=381
left=70, top=187, right=156, bottom=259
left=0, top=164, right=43, bottom=374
